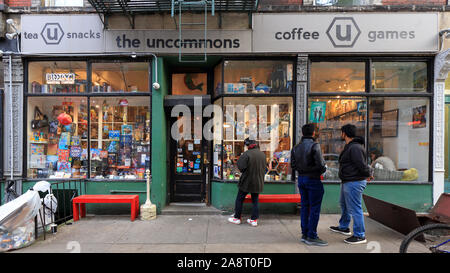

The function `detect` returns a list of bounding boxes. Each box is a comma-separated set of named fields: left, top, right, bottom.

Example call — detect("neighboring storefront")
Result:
left=8, top=12, right=443, bottom=214
left=444, top=75, right=450, bottom=193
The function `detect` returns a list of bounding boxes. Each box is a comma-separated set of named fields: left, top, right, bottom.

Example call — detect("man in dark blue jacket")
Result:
left=291, top=123, right=327, bottom=246
left=329, top=124, right=373, bottom=245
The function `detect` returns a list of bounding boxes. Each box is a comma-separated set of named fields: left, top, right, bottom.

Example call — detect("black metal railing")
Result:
left=37, top=179, right=87, bottom=240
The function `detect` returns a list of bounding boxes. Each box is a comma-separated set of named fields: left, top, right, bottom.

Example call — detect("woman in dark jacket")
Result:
left=228, top=138, right=266, bottom=227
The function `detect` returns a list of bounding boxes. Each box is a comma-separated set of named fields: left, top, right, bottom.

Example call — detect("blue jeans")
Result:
left=338, top=180, right=367, bottom=238
left=298, top=176, right=324, bottom=239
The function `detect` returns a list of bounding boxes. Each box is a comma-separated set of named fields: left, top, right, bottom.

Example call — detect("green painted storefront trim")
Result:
left=211, top=180, right=298, bottom=214
left=151, top=57, right=169, bottom=214
left=211, top=181, right=433, bottom=214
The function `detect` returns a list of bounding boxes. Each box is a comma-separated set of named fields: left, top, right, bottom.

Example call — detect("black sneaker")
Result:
left=329, top=226, right=352, bottom=236
left=305, top=237, right=328, bottom=246
left=300, top=234, right=307, bottom=243
left=344, top=236, right=367, bottom=245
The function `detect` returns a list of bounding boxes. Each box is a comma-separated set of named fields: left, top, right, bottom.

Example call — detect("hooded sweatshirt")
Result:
left=338, top=136, right=371, bottom=183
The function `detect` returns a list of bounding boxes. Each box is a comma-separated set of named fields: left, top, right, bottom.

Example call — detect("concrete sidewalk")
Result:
left=13, top=214, right=406, bottom=253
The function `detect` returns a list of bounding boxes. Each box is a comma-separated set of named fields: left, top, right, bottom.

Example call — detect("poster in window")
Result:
left=309, top=102, right=326, bottom=123
left=412, top=105, right=427, bottom=129
left=381, top=109, right=398, bottom=137
left=413, top=68, right=427, bottom=91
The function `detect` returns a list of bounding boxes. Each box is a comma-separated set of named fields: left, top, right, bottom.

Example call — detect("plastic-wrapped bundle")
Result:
left=0, top=190, right=41, bottom=252
left=0, top=181, right=52, bottom=252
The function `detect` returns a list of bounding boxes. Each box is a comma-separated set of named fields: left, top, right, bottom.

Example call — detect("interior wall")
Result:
left=383, top=99, right=430, bottom=181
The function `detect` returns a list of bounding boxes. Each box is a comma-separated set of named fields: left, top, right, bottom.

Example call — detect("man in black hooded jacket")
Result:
left=329, top=124, right=373, bottom=245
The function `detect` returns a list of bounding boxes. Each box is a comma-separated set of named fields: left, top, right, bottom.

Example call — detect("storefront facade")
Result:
left=5, top=11, right=445, bottom=214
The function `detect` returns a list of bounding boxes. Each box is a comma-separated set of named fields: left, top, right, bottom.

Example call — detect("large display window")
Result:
left=26, top=60, right=151, bottom=180
left=28, top=61, right=88, bottom=94
left=310, top=62, right=365, bottom=93
left=89, top=97, right=150, bottom=179
left=91, top=62, right=149, bottom=93
left=27, top=97, right=88, bottom=179
left=309, top=58, right=432, bottom=183
left=371, top=62, right=428, bottom=93
left=221, top=60, right=294, bottom=94
left=218, top=97, right=294, bottom=181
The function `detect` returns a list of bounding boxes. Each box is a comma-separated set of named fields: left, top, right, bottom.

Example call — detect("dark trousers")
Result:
left=234, top=190, right=260, bottom=220
left=298, top=175, right=324, bottom=239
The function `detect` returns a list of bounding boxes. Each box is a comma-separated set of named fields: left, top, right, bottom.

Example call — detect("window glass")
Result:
left=28, top=61, right=87, bottom=94
left=222, top=97, right=293, bottom=181
left=214, top=63, right=223, bottom=96
left=172, top=73, right=207, bottom=95
left=308, top=97, right=366, bottom=181
left=223, top=60, right=294, bottom=94
left=89, top=97, right=151, bottom=180
left=27, top=97, right=88, bottom=179
left=368, top=97, right=430, bottom=182
left=371, top=62, right=428, bottom=92
left=213, top=98, right=223, bottom=179
left=310, top=62, right=365, bottom=93
left=91, top=62, right=149, bottom=93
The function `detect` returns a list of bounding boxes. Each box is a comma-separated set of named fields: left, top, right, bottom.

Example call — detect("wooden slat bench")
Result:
left=244, top=194, right=300, bottom=203
left=72, top=195, right=139, bottom=222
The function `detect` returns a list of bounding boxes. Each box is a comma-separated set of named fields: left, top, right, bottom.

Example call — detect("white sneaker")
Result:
left=228, top=217, right=241, bottom=225
left=247, top=219, right=258, bottom=227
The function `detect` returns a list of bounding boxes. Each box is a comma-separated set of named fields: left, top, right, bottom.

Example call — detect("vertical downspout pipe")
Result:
left=9, top=54, right=13, bottom=181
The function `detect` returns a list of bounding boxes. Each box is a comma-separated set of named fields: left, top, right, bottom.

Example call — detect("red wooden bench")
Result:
left=244, top=194, right=300, bottom=203
left=72, top=195, right=140, bottom=222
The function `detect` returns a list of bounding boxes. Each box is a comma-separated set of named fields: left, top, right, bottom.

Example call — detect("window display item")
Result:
left=31, top=107, right=49, bottom=130
left=49, top=120, right=59, bottom=134
left=70, top=146, right=82, bottom=158
left=57, top=112, right=72, bottom=125
left=109, top=130, right=120, bottom=141
left=58, top=132, right=71, bottom=150
left=255, top=83, right=270, bottom=93
left=57, top=149, right=70, bottom=162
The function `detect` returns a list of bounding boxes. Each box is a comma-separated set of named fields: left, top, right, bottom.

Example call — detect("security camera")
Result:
left=439, top=28, right=450, bottom=38
left=152, top=82, right=160, bottom=90
left=6, top=19, right=18, bottom=32
left=6, top=33, right=17, bottom=40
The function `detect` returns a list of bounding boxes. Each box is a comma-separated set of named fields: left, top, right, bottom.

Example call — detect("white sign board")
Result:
left=21, top=14, right=104, bottom=53
left=252, top=13, right=439, bottom=53
left=104, top=30, right=252, bottom=53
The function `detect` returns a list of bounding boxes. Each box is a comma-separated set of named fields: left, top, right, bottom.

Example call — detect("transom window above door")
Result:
left=172, top=73, right=208, bottom=95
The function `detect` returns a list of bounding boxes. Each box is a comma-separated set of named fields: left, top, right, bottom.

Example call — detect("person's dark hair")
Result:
left=341, top=124, right=356, bottom=138
left=302, top=123, right=315, bottom=137
left=370, top=148, right=382, bottom=159
left=244, top=137, right=256, bottom=147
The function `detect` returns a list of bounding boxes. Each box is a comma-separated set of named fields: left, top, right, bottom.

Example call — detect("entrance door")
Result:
left=169, top=115, right=209, bottom=202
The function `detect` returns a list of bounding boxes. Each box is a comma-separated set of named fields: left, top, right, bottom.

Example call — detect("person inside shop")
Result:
left=291, top=123, right=328, bottom=246
left=369, top=148, right=396, bottom=171
left=267, top=156, right=280, bottom=180
left=228, top=138, right=267, bottom=227
left=329, top=124, right=373, bottom=245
